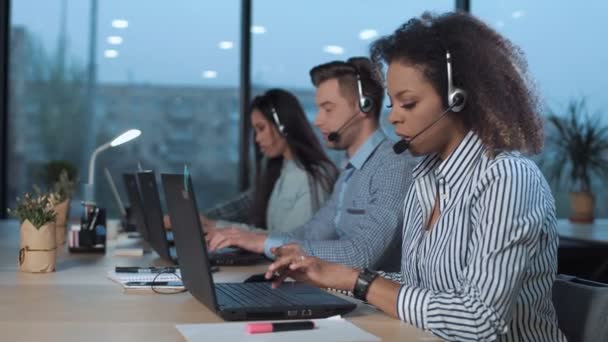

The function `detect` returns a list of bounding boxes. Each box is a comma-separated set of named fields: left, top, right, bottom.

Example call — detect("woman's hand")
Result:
left=200, top=215, right=216, bottom=230
left=265, top=243, right=359, bottom=290
left=206, top=228, right=266, bottom=254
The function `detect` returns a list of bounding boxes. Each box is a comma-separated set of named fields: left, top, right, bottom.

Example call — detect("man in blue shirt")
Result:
left=207, top=57, right=415, bottom=271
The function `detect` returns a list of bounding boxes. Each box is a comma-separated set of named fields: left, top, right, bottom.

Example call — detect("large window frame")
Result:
left=0, top=0, right=465, bottom=218
left=0, top=0, right=10, bottom=218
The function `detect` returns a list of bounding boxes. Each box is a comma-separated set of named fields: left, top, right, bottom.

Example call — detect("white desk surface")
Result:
left=557, top=219, right=608, bottom=246
left=0, top=219, right=437, bottom=342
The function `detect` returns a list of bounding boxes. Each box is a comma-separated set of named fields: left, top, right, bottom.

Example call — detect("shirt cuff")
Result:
left=396, top=284, right=430, bottom=330
left=263, top=233, right=289, bottom=259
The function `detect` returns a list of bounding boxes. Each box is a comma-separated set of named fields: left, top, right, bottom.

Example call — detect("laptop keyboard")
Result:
left=216, top=283, right=307, bottom=307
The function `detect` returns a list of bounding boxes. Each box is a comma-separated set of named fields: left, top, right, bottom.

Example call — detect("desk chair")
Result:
left=552, top=274, right=608, bottom=342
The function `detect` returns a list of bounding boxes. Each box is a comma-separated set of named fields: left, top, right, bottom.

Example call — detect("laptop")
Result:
left=162, top=173, right=356, bottom=321
left=138, top=171, right=264, bottom=266
left=122, top=173, right=150, bottom=242
left=104, top=168, right=127, bottom=217
left=135, top=171, right=176, bottom=263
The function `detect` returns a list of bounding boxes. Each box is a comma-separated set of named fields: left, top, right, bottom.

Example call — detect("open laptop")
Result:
left=104, top=168, right=127, bottom=217
left=162, top=173, right=356, bottom=321
left=122, top=173, right=150, bottom=242
left=138, top=171, right=264, bottom=266
left=135, top=171, right=176, bottom=263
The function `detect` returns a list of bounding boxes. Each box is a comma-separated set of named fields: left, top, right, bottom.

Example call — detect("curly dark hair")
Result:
left=310, top=57, right=385, bottom=119
left=370, top=12, right=544, bottom=155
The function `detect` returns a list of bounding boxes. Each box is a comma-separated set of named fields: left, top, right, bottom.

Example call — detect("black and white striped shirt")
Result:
left=395, top=132, right=566, bottom=341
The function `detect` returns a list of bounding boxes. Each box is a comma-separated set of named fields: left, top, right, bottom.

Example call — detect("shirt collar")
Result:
left=282, top=159, right=298, bottom=171
left=348, top=130, right=385, bottom=170
left=413, top=131, right=485, bottom=187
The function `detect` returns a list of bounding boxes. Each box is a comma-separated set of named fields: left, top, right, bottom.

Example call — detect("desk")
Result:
left=0, top=220, right=435, bottom=341
left=557, top=219, right=608, bottom=246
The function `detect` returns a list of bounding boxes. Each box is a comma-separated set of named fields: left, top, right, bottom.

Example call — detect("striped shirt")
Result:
left=393, top=132, right=566, bottom=341
left=265, top=130, right=416, bottom=271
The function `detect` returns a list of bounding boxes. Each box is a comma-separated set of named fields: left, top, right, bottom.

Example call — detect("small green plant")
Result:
left=38, top=160, right=78, bottom=188
left=50, top=170, right=77, bottom=203
left=544, top=99, right=608, bottom=192
left=8, top=192, right=57, bottom=229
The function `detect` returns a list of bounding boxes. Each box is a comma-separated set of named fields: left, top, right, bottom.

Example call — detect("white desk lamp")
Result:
left=84, top=129, right=141, bottom=202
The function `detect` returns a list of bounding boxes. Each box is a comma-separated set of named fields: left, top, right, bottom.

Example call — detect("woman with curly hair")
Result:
left=264, top=12, right=566, bottom=342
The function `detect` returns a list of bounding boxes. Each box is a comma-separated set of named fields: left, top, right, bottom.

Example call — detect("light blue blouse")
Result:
left=215, top=159, right=330, bottom=233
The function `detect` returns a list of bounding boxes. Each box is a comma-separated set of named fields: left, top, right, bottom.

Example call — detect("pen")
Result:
left=88, top=207, right=99, bottom=231
left=246, top=321, right=315, bottom=334
left=115, top=266, right=178, bottom=273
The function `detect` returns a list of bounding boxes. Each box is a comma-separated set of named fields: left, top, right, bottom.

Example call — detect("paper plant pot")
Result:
left=53, top=199, right=70, bottom=245
left=19, top=219, right=57, bottom=273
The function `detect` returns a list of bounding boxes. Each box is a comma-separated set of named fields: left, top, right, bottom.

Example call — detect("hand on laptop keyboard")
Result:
left=243, top=273, right=277, bottom=283
left=266, top=244, right=360, bottom=292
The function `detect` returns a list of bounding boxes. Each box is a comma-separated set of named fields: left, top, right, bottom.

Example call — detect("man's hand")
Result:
left=206, top=228, right=267, bottom=254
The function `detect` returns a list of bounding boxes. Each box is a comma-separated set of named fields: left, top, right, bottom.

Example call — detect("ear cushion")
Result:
left=449, top=89, right=467, bottom=113
left=359, top=96, right=374, bottom=113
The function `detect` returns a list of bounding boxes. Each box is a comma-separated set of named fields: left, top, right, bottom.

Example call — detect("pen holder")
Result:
left=68, top=202, right=106, bottom=254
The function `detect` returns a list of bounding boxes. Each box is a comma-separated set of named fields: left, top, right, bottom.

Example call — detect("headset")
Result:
left=328, top=64, right=374, bottom=142
left=354, top=69, right=374, bottom=113
left=269, top=103, right=286, bottom=136
left=445, top=51, right=467, bottom=112
left=393, top=50, right=468, bottom=154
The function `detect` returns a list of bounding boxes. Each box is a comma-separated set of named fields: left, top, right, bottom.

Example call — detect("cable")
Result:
left=150, top=268, right=187, bottom=295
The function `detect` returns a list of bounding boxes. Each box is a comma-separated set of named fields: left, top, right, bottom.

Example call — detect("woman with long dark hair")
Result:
left=204, top=88, right=338, bottom=233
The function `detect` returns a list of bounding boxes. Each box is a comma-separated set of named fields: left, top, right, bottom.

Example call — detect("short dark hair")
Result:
left=309, top=57, right=384, bottom=119
left=371, top=12, right=543, bottom=155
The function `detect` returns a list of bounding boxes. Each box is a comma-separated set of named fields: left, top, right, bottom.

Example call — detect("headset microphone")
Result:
left=328, top=113, right=360, bottom=142
left=392, top=101, right=460, bottom=154
left=329, top=64, right=374, bottom=143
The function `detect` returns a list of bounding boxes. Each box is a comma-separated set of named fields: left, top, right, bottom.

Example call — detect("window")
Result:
left=252, top=0, right=454, bottom=164
left=8, top=0, right=241, bottom=215
left=474, top=0, right=608, bottom=217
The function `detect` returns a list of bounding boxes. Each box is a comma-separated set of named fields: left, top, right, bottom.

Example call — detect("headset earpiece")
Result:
left=270, top=105, right=287, bottom=136
left=446, top=51, right=467, bottom=113
left=356, top=73, right=374, bottom=113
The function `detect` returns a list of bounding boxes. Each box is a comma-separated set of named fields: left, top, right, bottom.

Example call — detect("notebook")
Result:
left=106, top=270, right=184, bottom=289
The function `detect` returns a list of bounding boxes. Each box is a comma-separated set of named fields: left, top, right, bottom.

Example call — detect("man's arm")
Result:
left=289, top=158, right=412, bottom=269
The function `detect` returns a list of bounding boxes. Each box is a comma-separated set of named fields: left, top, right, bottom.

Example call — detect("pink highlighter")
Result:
left=246, top=321, right=315, bottom=334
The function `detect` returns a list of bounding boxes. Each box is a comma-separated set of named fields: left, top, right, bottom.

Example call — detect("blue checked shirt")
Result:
left=264, top=130, right=417, bottom=271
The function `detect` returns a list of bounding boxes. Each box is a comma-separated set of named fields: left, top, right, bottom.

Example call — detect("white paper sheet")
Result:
left=176, top=317, right=380, bottom=342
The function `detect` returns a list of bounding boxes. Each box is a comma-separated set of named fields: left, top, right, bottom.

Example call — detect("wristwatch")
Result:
left=353, top=268, right=379, bottom=301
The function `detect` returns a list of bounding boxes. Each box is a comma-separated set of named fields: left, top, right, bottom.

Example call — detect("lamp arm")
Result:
left=87, top=141, right=112, bottom=186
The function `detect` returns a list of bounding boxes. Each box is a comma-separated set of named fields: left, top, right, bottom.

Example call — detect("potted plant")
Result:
left=49, top=170, right=77, bottom=245
left=545, top=99, right=608, bottom=223
left=39, top=161, right=78, bottom=245
left=8, top=192, right=58, bottom=273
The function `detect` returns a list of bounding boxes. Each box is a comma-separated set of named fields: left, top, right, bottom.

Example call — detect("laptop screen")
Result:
left=122, top=173, right=150, bottom=241
left=137, top=171, right=173, bottom=262
left=161, top=173, right=219, bottom=312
